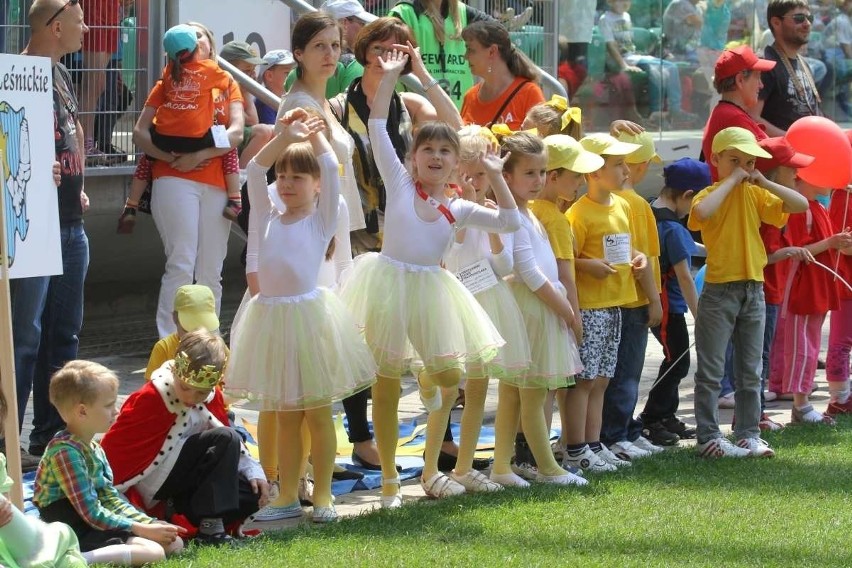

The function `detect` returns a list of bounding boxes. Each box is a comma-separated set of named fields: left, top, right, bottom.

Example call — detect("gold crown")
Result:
left=172, top=351, right=224, bottom=389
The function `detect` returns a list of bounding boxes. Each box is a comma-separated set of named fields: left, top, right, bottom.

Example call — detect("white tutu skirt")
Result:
left=467, top=280, right=531, bottom=380
left=339, top=253, right=505, bottom=377
left=225, top=288, right=377, bottom=410
left=508, top=280, right=583, bottom=389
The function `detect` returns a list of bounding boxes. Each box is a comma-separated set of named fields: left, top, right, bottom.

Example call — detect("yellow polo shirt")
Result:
left=616, top=188, right=661, bottom=308
left=529, top=199, right=574, bottom=260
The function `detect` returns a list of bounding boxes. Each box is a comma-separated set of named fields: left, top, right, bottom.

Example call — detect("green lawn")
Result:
left=160, top=417, right=852, bottom=567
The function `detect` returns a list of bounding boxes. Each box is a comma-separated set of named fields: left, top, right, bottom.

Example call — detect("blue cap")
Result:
left=163, top=24, right=198, bottom=61
left=663, top=157, right=711, bottom=193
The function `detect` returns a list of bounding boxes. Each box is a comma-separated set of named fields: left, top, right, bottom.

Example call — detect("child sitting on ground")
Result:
left=0, top=390, right=87, bottom=567
left=688, top=127, right=808, bottom=458
left=34, top=361, right=184, bottom=565
left=101, top=330, right=268, bottom=544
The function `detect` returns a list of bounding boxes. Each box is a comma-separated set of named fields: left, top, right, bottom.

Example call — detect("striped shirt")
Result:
left=33, top=431, right=152, bottom=531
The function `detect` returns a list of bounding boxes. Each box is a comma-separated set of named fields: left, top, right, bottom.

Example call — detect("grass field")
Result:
left=158, top=417, right=852, bottom=568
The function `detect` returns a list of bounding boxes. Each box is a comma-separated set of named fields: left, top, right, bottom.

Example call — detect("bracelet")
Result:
left=423, top=78, right=440, bottom=92
left=126, top=199, right=139, bottom=208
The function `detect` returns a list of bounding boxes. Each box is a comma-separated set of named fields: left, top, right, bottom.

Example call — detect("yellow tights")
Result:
left=258, top=411, right=312, bottom=507
left=493, top=383, right=565, bottom=477
left=421, top=368, right=463, bottom=480
left=452, top=377, right=489, bottom=476
left=371, top=375, right=402, bottom=497
left=276, top=407, right=336, bottom=508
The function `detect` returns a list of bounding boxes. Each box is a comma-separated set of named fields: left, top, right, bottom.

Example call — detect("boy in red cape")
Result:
left=101, top=330, right=269, bottom=545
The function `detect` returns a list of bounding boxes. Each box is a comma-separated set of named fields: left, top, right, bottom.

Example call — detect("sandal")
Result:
left=380, top=476, right=403, bottom=509
left=420, top=472, right=465, bottom=498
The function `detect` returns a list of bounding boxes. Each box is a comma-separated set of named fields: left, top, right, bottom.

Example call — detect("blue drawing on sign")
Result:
left=0, top=102, right=31, bottom=267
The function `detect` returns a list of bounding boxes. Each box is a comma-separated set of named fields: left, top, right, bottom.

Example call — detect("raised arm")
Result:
left=751, top=170, right=809, bottom=213
left=397, top=41, right=462, bottom=130
left=454, top=146, right=519, bottom=233
left=690, top=168, right=749, bottom=222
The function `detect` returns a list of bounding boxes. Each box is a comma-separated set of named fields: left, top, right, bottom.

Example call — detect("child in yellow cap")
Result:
left=563, top=134, right=658, bottom=473
left=688, top=126, right=808, bottom=459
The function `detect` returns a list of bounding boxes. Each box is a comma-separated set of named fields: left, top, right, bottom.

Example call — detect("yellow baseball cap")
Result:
left=711, top=127, right=772, bottom=158
left=618, top=131, right=662, bottom=164
left=544, top=135, right=605, bottom=173
left=173, top=285, right=220, bottom=332
left=580, top=133, right=642, bottom=157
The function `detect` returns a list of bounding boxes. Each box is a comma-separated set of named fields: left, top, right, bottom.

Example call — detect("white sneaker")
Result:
left=451, top=469, right=503, bottom=492
left=609, top=440, right=651, bottom=461
left=563, top=446, right=617, bottom=473
left=696, top=437, right=751, bottom=458
left=632, top=436, right=665, bottom=454
left=490, top=471, right=530, bottom=488
left=596, top=445, right=632, bottom=468
left=736, top=437, right=775, bottom=458
left=536, top=471, right=589, bottom=487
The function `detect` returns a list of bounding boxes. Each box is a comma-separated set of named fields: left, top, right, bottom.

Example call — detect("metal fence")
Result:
left=1, top=0, right=150, bottom=174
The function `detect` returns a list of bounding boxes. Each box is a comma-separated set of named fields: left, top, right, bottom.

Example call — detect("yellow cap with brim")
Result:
left=618, top=131, right=663, bottom=164
left=711, top=126, right=772, bottom=158
left=544, top=134, right=605, bottom=174
left=579, top=133, right=642, bottom=157
left=174, top=284, right=220, bottom=333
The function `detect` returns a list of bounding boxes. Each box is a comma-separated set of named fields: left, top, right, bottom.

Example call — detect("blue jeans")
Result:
left=627, top=55, right=682, bottom=113
left=601, top=306, right=649, bottom=445
left=7, top=222, right=89, bottom=448
left=694, top=281, right=765, bottom=444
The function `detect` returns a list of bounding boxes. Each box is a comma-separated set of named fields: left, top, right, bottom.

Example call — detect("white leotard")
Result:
left=444, top=227, right=513, bottom=278
left=507, top=210, right=560, bottom=291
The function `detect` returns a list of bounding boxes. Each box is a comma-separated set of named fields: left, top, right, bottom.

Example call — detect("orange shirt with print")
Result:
left=460, top=77, right=545, bottom=129
left=146, top=68, right=242, bottom=189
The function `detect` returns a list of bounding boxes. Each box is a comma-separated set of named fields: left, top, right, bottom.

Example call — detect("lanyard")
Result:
left=415, top=182, right=457, bottom=224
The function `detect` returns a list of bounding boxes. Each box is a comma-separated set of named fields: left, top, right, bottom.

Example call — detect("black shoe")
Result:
left=332, top=467, right=364, bottom=481
left=351, top=450, right=402, bottom=472
left=28, top=443, right=46, bottom=457
left=433, top=450, right=492, bottom=472
left=661, top=417, right=696, bottom=440
left=195, top=532, right=241, bottom=547
left=641, top=422, right=680, bottom=446
left=471, top=456, right=492, bottom=471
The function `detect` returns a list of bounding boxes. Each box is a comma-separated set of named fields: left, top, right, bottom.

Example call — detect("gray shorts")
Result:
left=576, top=307, right=622, bottom=380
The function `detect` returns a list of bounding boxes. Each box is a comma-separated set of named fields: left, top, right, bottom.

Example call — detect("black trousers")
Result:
left=154, top=427, right=259, bottom=526
left=39, top=499, right=133, bottom=552
left=642, top=313, right=691, bottom=423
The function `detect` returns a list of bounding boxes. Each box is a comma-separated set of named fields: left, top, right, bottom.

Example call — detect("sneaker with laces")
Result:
left=450, top=469, right=502, bottom=492
left=609, top=440, right=650, bottom=461
left=696, top=437, right=751, bottom=458
left=563, top=446, right=617, bottom=473
left=736, top=437, right=775, bottom=458
left=421, top=472, right=466, bottom=498
left=632, top=436, right=665, bottom=454
left=826, top=398, right=852, bottom=417
left=489, top=471, right=530, bottom=488
left=642, top=421, right=680, bottom=446
left=250, top=500, right=303, bottom=522
left=550, top=441, right=566, bottom=463
left=510, top=458, right=539, bottom=480
left=758, top=413, right=784, bottom=431
left=661, top=417, right=696, bottom=439
left=312, top=505, right=338, bottom=523
left=536, top=471, right=589, bottom=487
left=596, top=445, right=632, bottom=468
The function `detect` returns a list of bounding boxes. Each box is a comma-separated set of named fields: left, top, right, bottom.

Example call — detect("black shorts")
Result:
left=38, top=498, right=134, bottom=552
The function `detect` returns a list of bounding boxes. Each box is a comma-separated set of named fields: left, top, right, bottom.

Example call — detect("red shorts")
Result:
left=82, top=0, right=121, bottom=53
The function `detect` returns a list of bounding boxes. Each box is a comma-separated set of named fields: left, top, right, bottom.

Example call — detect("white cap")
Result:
left=257, top=49, right=296, bottom=76
left=320, top=0, right=378, bottom=23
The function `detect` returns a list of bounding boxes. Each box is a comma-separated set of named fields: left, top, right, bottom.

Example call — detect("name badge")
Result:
left=603, top=233, right=631, bottom=265
left=211, top=125, right=231, bottom=149
left=456, top=259, right=499, bottom=295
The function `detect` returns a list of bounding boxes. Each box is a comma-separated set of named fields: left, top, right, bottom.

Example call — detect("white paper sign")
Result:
left=456, top=259, right=499, bottom=295
left=0, top=54, right=62, bottom=279
left=603, top=233, right=631, bottom=265
left=211, top=124, right=230, bottom=148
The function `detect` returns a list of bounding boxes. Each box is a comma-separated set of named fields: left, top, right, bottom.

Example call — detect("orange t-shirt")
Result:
left=460, top=77, right=545, bottom=129
left=146, top=67, right=242, bottom=189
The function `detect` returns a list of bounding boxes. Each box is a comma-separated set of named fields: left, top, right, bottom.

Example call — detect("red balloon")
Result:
left=786, top=116, right=852, bottom=188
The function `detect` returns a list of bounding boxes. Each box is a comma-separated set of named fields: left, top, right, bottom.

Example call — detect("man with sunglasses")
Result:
left=1, top=0, right=91, bottom=468
left=755, top=0, right=824, bottom=134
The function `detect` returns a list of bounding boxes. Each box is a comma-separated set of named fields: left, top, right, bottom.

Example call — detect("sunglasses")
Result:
left=784, top=13, right=814, bottom=24
left=45, top=0, right=79, bottom=26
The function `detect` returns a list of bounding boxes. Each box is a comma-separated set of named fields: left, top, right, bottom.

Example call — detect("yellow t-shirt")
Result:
left=567, top=193, right=639, bottom=309
left=145, top=333, right=180, bottom=381
left=529, top=199, right=574, bottom=260
left=616, top=188, right=661, bottom=308
left=688, top=180, right=788, bottom=283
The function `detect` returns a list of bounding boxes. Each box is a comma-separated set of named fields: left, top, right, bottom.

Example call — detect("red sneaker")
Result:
left=826, top=398, right=852, bottom=417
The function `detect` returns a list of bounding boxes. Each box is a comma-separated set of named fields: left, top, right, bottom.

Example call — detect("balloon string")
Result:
left=649, top=260, right=851, bottom=391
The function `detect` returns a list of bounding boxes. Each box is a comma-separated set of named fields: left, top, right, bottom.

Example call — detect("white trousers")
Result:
left=152, top=176, right=230, bottom=337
